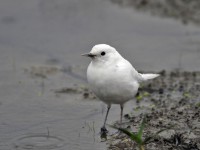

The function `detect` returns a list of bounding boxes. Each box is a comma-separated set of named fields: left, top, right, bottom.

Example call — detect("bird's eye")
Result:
left=101, top=51, right=106, bottom=56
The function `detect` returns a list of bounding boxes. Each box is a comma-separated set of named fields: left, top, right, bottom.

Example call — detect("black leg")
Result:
left=101, top=104, right=111, bottom=133
left=120, top=104, right=124, bottom=126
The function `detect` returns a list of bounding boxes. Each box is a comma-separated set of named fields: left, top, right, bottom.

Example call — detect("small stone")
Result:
left=159, top=88, right=164, bottom=94
left=83, top=92, right=89, bottom=98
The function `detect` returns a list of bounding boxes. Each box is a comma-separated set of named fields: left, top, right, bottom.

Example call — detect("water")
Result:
left=0, top=0, right=200, bottom=149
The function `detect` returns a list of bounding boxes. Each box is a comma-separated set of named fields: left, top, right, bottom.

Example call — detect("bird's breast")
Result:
left=87, top=64, right=139, bottom=104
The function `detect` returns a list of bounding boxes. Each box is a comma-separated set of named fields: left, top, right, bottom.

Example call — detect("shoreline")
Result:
left=106, top=70, right=200, bottom=150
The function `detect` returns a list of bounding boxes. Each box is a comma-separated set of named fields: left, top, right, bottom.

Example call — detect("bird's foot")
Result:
left=100, top=126, right=108, bottom=134
left=100, top=127, right=108, bottom=141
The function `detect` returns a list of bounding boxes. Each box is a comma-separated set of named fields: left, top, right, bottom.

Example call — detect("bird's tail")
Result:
left=140, top=73, right=160, bottom=81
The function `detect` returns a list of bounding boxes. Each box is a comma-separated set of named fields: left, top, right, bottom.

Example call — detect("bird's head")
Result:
left=82, top=44, right=121, bottom=63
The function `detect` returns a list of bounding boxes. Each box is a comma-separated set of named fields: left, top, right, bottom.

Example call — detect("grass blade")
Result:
left=108, top=125, right=141, bottom=143
left=137, top=116, right=146, bottom=139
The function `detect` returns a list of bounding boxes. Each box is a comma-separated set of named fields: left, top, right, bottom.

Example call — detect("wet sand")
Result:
left=0, top=0, right=200, bottom=150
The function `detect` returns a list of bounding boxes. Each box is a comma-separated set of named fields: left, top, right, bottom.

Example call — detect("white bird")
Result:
left=82, top=44, right=159, bottom=133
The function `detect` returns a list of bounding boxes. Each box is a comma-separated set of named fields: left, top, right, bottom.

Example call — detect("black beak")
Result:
left=81, top=53, right=96, bottom=58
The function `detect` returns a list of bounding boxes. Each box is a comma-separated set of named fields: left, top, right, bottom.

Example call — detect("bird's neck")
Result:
left=91, top=55, right=124, bottom=67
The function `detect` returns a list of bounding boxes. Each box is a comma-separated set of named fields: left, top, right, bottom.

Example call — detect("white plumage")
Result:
left=82, top=44, right=159, bottom=132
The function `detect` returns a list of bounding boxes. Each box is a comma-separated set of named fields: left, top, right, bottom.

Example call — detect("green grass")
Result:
left=109, top=116, right=173, bottom=150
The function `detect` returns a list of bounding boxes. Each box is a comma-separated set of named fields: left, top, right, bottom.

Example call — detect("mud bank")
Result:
left=107, top=71, right=200, bottom=150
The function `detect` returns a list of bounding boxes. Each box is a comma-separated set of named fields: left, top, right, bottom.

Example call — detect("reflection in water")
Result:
left=100, top=131, right=108, bottom=142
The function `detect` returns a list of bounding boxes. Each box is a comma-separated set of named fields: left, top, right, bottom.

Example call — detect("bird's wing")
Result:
left=120, top=59, right=143, bottom=82
left=122, top=59, right=159, bottom=82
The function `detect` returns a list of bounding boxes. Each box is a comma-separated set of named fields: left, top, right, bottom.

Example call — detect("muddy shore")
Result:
left=106, top=70, right=200, bottom=150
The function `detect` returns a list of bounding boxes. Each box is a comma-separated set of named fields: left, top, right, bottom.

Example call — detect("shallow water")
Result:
left=0, top=0, right=200, bottom=150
